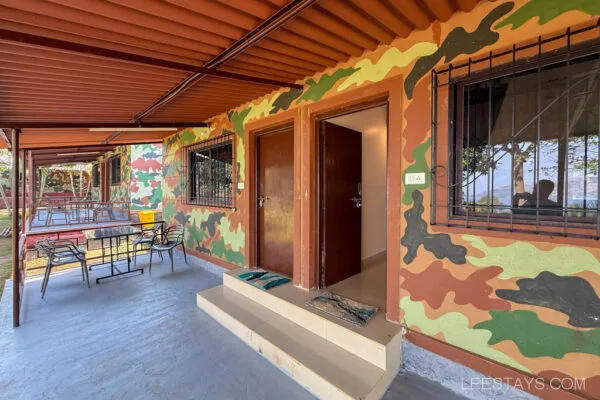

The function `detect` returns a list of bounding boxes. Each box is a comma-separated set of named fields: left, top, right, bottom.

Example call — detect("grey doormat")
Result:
left=306, top=291, right=378, bottom=326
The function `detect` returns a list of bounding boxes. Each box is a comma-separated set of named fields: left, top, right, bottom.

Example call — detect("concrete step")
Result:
left=223, top=271, right=401, bottom=371
left=197, top=285, right=397, bottom=400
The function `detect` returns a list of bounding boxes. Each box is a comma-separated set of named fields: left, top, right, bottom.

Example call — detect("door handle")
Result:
left=351, top=182, right=361, bottom=208
left=258, top=195, right=269, bottom=208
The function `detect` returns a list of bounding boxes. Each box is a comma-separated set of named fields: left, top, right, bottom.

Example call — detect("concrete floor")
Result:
left=0, top=252, right=466, bottom=400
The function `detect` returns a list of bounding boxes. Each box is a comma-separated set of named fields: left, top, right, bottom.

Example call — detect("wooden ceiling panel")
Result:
left=0, top=0, right=483, bottom=146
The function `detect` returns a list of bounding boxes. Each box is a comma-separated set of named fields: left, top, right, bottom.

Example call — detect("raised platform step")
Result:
left=223, top=270, right=402, bottom=370
left=197, top=285, right=396, bottom=400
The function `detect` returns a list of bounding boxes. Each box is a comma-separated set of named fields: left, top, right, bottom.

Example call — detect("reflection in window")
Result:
left=457, top=54, right=599, bottom=221
left=187, top=140, right=233, bottom=207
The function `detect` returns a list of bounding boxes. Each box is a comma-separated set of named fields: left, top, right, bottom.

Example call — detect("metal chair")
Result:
left=93, top=200, right=116, bottom=222
left=45, top=196, right=69, bottom=225
left=148, top=224, right=187, bottom=273
left=35, top=238, right=89, bottom=298
left=132, top=223, right=162, bottom=265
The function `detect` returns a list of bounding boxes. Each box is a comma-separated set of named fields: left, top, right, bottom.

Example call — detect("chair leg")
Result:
left=181, top=243, right=188, bottom=264
left=149, top=250, right=153, bottom=274
left=159, top=251, right=163, bottom=261
left=133, top=244, right=137, bottom=266
left=82, top=261, right=90, bottom=288
left=169, top=249, right=174, bottom=272
left=41, top=265, right=52, bottom=299
left=41, top=262, right=51, bottom=293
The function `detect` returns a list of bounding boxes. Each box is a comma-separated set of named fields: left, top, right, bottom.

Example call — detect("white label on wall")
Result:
left=237, top=182, right=245, bottom=190
left=405, top=172, right=426, bottom=185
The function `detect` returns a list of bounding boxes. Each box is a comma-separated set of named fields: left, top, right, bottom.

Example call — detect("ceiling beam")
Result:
left=23, top=139, right=163, bottom=150
left=0, top=28, right=303, bottom=90
left=134, top=0, right=316, bottom=122
left=30, top=145, right=116, bottom=155
left=0, top=121, right=208, bottom=129
left=102, top=130, right=123, bottom=144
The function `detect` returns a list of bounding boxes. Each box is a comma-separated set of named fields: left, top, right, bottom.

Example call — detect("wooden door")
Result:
left=257, top=129, right=294, bottom=276
left=320, top=121, right=362, bottom=287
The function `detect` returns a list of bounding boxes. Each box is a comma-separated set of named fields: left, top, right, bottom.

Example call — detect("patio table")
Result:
left=83, top=225, right=144, bottom=283
left=69, top=200, right=96, bottom=223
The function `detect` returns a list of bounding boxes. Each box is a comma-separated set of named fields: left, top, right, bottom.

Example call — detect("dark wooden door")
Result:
left=320, top=121, right=362, bottom=287
left=257, top=129, right=294, bottom=276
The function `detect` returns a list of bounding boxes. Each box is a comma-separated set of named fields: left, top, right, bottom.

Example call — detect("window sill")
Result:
left=432, top=217, right=600, bottom=242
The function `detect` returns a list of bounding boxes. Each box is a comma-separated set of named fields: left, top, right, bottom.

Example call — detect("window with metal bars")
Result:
left=109, top=156, right=121, bottom=185
left=182, top=133, right=234, bottom=208
left=432, top=25, right=600, bottom=238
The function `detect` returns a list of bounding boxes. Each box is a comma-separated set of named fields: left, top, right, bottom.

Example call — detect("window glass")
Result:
left=457, top=55, right=599, bottom=220
left=187, top=140, right=233, bottom=207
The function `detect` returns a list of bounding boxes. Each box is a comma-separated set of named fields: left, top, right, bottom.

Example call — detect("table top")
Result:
left=83, top=225, right=141, bottom=240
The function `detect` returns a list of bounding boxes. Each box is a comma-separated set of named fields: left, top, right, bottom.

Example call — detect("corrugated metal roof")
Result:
left=0, top=0, right=483, bottom=148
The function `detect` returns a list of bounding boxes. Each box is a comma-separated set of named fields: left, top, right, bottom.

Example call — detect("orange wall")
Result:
left=163, top=1, right=600, bottom=397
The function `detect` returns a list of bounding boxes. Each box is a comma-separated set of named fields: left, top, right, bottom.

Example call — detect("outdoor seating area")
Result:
left=28, top=222, right=189, bottom=298
left=30, top=197, right=130, bottom=230
left=0, top=253, right=317, bottom=400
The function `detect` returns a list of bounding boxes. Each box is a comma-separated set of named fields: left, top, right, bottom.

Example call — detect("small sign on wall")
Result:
left=405, top=172, right=426, bottom=185
left=237, top=182, right=245, bottom=190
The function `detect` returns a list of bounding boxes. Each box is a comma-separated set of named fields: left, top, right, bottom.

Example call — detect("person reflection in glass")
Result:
left=512, top=179, right=562, bottom=216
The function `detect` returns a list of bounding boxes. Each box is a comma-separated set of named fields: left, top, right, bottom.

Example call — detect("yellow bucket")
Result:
left=138, top=210, right=155, bottom=229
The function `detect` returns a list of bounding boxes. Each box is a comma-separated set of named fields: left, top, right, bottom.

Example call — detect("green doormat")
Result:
left=306, top=291, right=378, bottom=327
left=236, top=269, right=291, bottom=291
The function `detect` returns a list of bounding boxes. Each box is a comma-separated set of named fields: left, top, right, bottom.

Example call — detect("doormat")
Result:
left=306, top=292, right=378, bottom=327
left=236, top=269, right=291, bottom=291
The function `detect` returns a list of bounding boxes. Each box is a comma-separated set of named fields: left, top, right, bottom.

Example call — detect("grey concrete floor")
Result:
left=0, top=253, right=315, bottom=400
left=0, top=251, right=467, bottom=400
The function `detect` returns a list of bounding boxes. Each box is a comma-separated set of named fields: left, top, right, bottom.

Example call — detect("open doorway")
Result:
left=318, top=104, right=388, bottom=310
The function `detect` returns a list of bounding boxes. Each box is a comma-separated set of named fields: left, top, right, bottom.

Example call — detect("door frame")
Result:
left=306, top=76, right=403, bottom=322
left=244, top=76, right=403, bottom=322
left=245, top=107, right=302, bottom=285
left=316, top=100, right=389, bottom=289
left=253, top=123, right=295, bottom=275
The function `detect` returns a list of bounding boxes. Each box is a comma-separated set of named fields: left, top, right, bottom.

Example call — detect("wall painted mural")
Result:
left=162, top=125, right=246, bottom=266
left=95, top=144, right=163, bottom=211
left=130, top=143, right=163, bottom=211
left=163, top=1, right=600, bottom=397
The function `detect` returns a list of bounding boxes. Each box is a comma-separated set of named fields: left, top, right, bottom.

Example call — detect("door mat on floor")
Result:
left=236, top=269, right=291, bottom=291
left=306, top=291, right=378, bottom=327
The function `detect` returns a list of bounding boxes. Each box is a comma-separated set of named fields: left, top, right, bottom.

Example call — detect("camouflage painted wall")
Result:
left=162, top=126, right=245, bottom=266
left=130, top=143, right=162, bottom=211
left=37, top=170, right=90, bottom=195
left=96, top=145, right=131, bottom=204
left=162, top=1, right=600, bottom=397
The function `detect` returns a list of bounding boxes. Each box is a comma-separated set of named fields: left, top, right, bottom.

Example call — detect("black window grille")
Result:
left=109, top=156, right=121, bottom=185
left=92, top=164, right=100, bottom=187
left=182, top=133, right=235, bottom=208
left=432, top=23, right=600, bottom=239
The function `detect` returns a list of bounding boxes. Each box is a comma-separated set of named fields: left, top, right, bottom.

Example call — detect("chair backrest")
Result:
left=163, top=224, right=184, bottom=244
left=35, top=238, right=57, bottom=260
